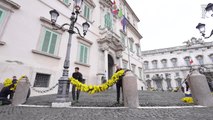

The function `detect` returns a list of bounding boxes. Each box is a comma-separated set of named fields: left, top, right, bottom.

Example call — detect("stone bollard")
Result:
left=123, top=71, right=139, bottom=108
left=187, top=70, right=213, bottom=107
left=12, top=77, right=30, bottom=106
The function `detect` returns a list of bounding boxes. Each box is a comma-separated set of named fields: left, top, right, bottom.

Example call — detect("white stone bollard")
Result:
left=188, top=70, right=213, bottom=107
left=12, top=77, right=30, bottom=106
left=123, top=71, right=139, bottom=108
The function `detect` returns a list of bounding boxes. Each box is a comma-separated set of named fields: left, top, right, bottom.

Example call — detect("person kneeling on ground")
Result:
left=0, top=83, right=16, bottom=105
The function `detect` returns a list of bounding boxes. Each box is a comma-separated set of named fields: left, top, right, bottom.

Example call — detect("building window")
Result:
left=136, top=45, right=140, bottom=56
left=175, top=72, right=179, bottom=77
left=201, top=4, right=207, bottom=18
left=120, top=32, right=126, bottom=46
left=78, top=43, right=89, bottom=64
left=171, top=58, right=177, bottom=67
left=122, top=61, right=128, bottom=69
left=138, top=67, right=142, bottom=79
left=83, top=3, right=92, bottom=20
left=0, top=6, right=10, bottom=39
left=161, top=59, right=167, bottom=68
left=209, top=54, right=213, bottom=62
left=184, top=56, right=191, bottom=66
left=104, top=12, right=112, bottom=30
left=196, top=55, right=204, bottom=65
left=144, top=61, right=149, bottom=70
left=33, top=73, right=50, bottom=87
left=63, top=0, right=70, bottom=5
left=152, top=60, right=158, bottom=69
left=0, top=7, right=5, bottom=24
left=38, top=27, right=61, bottom=55
left=146, top=74, right=150, bottom=78
left=129, top=40, right=134, bottom=52
left=131, top=64, right=136, bottom=74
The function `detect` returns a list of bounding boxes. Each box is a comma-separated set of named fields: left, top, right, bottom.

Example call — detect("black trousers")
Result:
left=0, top=97, right=11, bottom=105
left=116, top=84, right=123, bottom=102
left=72, top=85, right=80, bottom=101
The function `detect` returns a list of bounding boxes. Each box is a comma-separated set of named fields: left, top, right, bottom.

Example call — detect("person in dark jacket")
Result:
left=0, top=83, right=15, bottom=105
left=72, top=67, right=83, bottom=102
left=115, top=65, right=124, bottom=104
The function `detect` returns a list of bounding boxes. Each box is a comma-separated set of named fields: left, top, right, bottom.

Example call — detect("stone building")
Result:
left=0, top=0, right=145, bottom=96
left=142, top=37, right=213, bottom=91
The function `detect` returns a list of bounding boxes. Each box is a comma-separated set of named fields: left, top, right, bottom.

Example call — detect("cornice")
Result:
left=3, top=0, right=21, bottom=9
left=85, top=0, right=96, bottom=8
left=141, top=41, right=213, bottom=55
left=122, top=0, right=140, bottom=22
left=99, top=0, right=112, bottom=8
left=126, top=19, right=142, bottom=39
left=40, top=17, right=66, bottom=32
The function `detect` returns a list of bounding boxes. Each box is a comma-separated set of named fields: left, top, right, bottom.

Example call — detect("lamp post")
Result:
left=50, top=0, right=90, bottom=107
left=196, top=3, right=213, bottom=39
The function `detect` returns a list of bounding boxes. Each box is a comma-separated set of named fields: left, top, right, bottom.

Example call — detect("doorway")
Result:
left=108, top=54, right=114, bottom=79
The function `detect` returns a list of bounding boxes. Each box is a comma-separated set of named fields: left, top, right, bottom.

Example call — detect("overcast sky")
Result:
left=126, top=0, right=213, bottom=51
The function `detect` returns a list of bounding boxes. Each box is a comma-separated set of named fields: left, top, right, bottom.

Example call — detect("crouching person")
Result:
left=0, top=84, right=15, bottom=105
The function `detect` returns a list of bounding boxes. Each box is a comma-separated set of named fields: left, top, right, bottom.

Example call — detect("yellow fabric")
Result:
left=69, top=70, right=125, bottom=94
left=3, top=75, right=26, bottom=91
left=181, top=97, right=194, bottom=104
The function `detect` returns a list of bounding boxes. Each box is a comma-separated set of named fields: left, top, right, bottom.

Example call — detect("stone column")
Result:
left=123, top=71, right=139, bottom=108
left=104, top=50, right=108, bottom=80
left=188, top=70, right=213, bottom=106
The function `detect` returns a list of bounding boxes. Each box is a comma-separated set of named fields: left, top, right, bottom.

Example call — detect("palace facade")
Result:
left=0, top=0, right=144, bottom=96
left=142, top=37, right=213, bottom=91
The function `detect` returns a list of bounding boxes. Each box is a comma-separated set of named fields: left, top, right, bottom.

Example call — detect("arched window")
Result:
left=152, top=60, right=158, bottom=69
left=144, top=61, right=149, bottom=70
left=184, top=56, right=191, bottom=66
left=170, top=58, right=177, bottom=67
left=161, top=59, right=167, bottom=68
left=209, top=54, right=213, bottom=63
left=196, top=55, right=204, bottom=65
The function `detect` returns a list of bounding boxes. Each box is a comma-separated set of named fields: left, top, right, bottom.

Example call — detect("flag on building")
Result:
left=118, top=8, right=123, bottom=18
left=121, top=15, right=127, bottom=32
left=189, top=58, right=193, bottom=65
left=120, top=1, right=127, bottom=32
left=112, top=0, right=119, bottom=15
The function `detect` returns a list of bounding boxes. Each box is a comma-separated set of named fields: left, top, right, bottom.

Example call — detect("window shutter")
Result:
left=0, top=8, right=5, bottom=24
left=84, top=5, right=87, bottom=18
left=80, top=45, right=84, bottom=63
left=84, top=46, right=88, bottom=63
left=42, top=31, right=51, bottom=52
left=49, top=33, right=57, bottom=54
left=0, top=10, right=3, bottom=19
left=64, top=0, right=69, bottom=4
left=87, top=7, right=90, bottom=20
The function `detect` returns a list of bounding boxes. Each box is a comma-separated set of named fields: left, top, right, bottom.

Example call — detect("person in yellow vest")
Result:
left=0, top=82, right=16, bottom=105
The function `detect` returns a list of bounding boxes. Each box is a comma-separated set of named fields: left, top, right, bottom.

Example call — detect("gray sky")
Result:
left=126, top=0, right=213, bottom=51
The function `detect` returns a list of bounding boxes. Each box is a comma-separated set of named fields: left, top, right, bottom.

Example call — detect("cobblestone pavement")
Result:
left=25, top=90, right=190, bottom=107
left=0, top=90, right=213, bottom=120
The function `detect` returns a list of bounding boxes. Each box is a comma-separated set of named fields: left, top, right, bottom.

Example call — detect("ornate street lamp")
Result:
left=196, top=3, right=213, bottom=39
left=50, top=0, right=90, bottom=107
left=205, top=3, right=213, bottom=17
